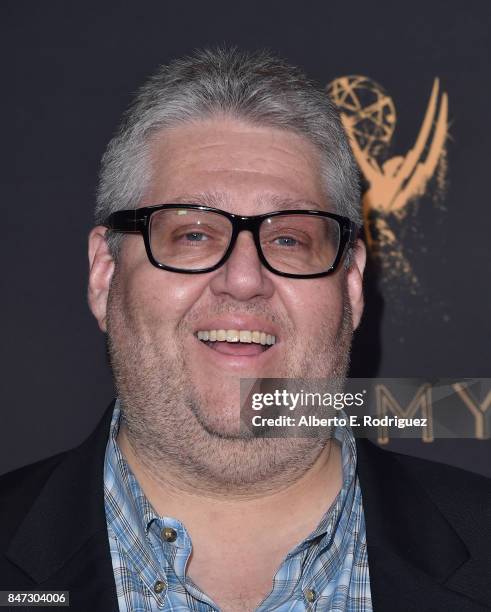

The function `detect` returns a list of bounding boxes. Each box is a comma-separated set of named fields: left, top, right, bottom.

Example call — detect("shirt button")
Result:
left=161, top=527, right=177, bottom=542
left=305, top=589, right=317, bottom=603
left=153, top=580, right=166, bottom=594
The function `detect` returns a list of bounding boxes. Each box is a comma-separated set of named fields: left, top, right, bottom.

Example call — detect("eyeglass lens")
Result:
left=148, top=208, right=341, bottom=274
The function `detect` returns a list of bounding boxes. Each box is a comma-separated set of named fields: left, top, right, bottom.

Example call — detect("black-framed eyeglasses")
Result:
left=103, top=204, right=358, bottom=279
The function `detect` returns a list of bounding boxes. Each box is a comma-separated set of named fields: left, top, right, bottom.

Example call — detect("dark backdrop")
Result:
left=2, top=1, right=490, bottom=476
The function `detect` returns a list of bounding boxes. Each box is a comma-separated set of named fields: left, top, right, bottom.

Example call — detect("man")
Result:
left=1, top=48, right=490, bottom=612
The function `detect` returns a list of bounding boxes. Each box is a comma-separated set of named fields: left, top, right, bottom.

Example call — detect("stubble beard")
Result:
left=106, top=270, right=354, bottom=495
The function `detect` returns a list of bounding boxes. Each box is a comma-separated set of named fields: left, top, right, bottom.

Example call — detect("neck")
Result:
left=117, top=422, right=343, bottom=536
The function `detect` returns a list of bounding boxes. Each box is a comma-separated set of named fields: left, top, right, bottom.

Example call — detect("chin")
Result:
left=188, top=387, right=244, bottom=435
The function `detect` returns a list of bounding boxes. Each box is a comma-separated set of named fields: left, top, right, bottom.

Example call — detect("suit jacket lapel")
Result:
left=6, top=404, right=118, bottom=611
left=356, top=439, right=489, bottom=611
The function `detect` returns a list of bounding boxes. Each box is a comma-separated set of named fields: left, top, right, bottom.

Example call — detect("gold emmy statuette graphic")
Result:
left=327, top=76, right=448, bottom=288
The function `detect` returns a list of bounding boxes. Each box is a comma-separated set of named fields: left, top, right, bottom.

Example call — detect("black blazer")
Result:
left=1, top=404, right=491, bottom=611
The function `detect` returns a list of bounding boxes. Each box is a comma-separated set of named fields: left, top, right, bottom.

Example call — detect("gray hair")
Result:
left=95, top=47, right=361, bottom=258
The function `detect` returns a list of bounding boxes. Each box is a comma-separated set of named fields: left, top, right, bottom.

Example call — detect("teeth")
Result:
left=196, top=329, right=276, bottom=345
left=239, top=330, right=252, bottom=343
left=226, top=330, right=239, bottom=342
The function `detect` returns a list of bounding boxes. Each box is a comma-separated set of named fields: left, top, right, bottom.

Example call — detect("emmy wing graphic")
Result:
left=328, top=76, right=448, bottom=290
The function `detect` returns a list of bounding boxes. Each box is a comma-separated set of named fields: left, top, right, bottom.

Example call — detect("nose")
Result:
left=209, top=231, right=275, bottom=301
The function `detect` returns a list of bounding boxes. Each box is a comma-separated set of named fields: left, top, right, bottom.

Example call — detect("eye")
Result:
left=184, top=232, right=209, bottom=242
left=274, top=236, right=298, bottom=247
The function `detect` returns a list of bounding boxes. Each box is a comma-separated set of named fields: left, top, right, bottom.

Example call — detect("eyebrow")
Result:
left=159, top=192, right=330, bottom=212
left=260, top=195, right=328, bottom=212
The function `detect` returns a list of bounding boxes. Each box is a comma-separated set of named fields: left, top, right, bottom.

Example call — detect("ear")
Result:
left=88, top=226, right=115, bottom=332
left=346, top=239, right=366, bottom=331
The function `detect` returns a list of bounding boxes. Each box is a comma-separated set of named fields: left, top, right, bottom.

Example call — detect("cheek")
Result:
left=116, top=251, right=211, bottom=330
left=280, top=277, right=345, bottom=337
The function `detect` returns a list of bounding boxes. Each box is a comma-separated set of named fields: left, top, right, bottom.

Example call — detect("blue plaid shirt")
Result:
left=104, top=402, right=372, bottom=611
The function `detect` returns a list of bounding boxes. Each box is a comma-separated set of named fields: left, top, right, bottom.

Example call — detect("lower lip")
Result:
left=204, top=340, right=268, bottom=356
left=194, top=337, right=277, bottom=369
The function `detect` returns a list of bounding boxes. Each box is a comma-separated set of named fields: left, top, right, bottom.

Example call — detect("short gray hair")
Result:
left=95, top=47, right=361, bottom=257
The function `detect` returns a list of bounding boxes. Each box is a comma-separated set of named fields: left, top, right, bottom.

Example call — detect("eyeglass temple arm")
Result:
left=345, top=221, right=360, bottom=246
left=104, top=210, right=143, bottom=233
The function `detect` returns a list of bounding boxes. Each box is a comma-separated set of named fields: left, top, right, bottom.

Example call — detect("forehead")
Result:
left=144, top=117, right=329, bottom=214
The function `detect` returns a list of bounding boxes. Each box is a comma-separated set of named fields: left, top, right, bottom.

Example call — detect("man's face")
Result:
left=88, top=117, right=365, bottom=485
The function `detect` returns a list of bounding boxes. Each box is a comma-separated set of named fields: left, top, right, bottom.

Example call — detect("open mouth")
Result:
left=196, top=329, right=276, bottom=356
